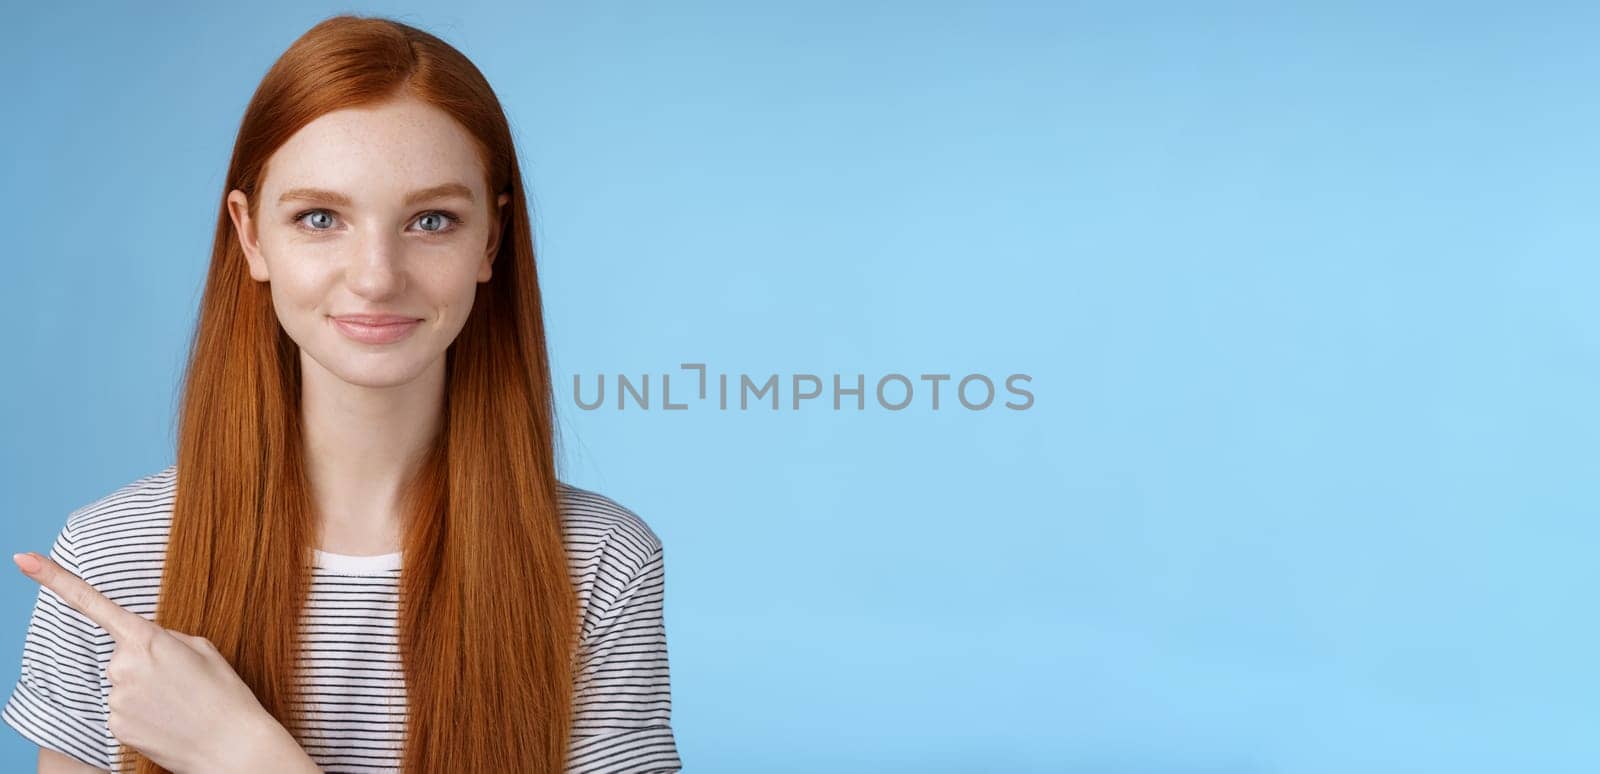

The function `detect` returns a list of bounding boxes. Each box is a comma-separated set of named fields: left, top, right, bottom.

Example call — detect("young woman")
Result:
left=3, top=14, right=681, bottom=774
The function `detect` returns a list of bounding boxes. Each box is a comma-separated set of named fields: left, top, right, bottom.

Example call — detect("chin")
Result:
left=337, top=369, right=423, bottom=389
left=338, top=355, right=437, bottom=388
left=301, top=345, right=438, bottom=390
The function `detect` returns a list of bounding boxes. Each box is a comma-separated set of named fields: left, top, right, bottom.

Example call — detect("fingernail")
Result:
left=13, top=553, right=41, bottom=574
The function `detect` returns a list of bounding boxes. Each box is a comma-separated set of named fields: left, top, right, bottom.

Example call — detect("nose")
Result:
left=344, top=227, right=406, bottom=300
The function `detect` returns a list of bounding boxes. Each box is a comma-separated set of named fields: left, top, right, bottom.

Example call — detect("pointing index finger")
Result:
left=14, top=551, right=153, bottom=644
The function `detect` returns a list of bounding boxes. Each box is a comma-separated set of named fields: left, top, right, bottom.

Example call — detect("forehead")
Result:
left=261, top=96, right=486, bottom=201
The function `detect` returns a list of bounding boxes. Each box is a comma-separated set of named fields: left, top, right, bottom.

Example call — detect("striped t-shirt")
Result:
left=2, top=465, right=683, bottom=772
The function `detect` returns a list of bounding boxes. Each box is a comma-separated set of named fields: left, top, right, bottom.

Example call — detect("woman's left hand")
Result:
left=12, top=551, right=321, bottom=774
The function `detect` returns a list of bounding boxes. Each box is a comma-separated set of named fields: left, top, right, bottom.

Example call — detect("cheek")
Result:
left=257, top=249, right=334, bottom=320
left=421, top=252, right=488, bottom=306
left=264, top=263, right=332, bottom=315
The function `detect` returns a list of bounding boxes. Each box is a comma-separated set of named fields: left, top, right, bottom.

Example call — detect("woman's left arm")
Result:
left=568, top=539, right=683, bottom=773
left=12, top=552, right=322, bottom=774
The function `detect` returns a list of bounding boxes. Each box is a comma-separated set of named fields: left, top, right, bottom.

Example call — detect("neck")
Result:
left=298, top=349, right=444, bottom=555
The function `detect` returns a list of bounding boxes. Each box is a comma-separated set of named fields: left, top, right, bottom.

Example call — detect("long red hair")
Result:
left=128, top=14, right=577, bottom=772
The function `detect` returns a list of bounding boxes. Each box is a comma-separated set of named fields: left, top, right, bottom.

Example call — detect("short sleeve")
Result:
left=2, top=523, right=113, bottom=770
left=567, top=537, right=683, bottom=773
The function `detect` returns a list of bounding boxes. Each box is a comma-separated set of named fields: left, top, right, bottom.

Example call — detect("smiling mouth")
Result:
left=329, top=315, right=423, bottom=345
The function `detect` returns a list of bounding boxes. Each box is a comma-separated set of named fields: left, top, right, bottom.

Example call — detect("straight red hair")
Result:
left=124, top=14, right=577, bottom=773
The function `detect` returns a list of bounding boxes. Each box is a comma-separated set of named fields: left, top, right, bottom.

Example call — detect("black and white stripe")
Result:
left=3, top=466, right=682, bottom=772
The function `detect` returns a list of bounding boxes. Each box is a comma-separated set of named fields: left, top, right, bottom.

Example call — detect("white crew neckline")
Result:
left=314, top=548, right=402, bottom=574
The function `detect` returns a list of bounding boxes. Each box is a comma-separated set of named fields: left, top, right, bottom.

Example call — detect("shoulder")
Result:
left=56, top=464, right=175, bottom=614
left=556, top=481, right=669, bottom=620
left=62, top=464, right=177, bottom=539
left=556, top=480, right=666, bottom=570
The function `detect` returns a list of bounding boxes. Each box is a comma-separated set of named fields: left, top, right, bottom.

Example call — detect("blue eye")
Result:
left=295, top=209, right=338, bottom=231
left=414, top=211, right=462, bottom=234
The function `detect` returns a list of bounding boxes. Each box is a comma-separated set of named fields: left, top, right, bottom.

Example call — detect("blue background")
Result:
left=3, top=1, right=1596, bottom=771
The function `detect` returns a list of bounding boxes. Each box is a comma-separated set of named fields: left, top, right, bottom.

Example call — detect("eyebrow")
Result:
left=276, top=182, right=476, bottom=208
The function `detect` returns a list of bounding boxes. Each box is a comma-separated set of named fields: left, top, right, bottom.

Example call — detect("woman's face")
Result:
left=225, top=95, right=509, bottom=390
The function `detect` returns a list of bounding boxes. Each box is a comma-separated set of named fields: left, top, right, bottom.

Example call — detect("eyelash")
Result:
left=291, top=208, right=463, bottom=236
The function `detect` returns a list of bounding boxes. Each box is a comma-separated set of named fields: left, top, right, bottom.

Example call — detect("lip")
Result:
left=329, top=314, right=423, bottom=345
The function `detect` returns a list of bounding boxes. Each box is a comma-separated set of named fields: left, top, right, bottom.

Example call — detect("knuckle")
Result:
left=68, top=586, right=96, bottom=614
left=107, top=708, right=135, bottom=745
left=170, top=630, right=220, bottom=654
left=106, top=654, right=127, bottom=684
left=128, top=629, right=157, bottom=653
left=107, top=649, right=145, bottom=684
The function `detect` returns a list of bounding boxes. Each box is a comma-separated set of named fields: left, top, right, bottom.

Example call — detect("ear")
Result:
left=226, top=189, right=271, bottom=282
left=479, top=192, right=510, bottom=283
